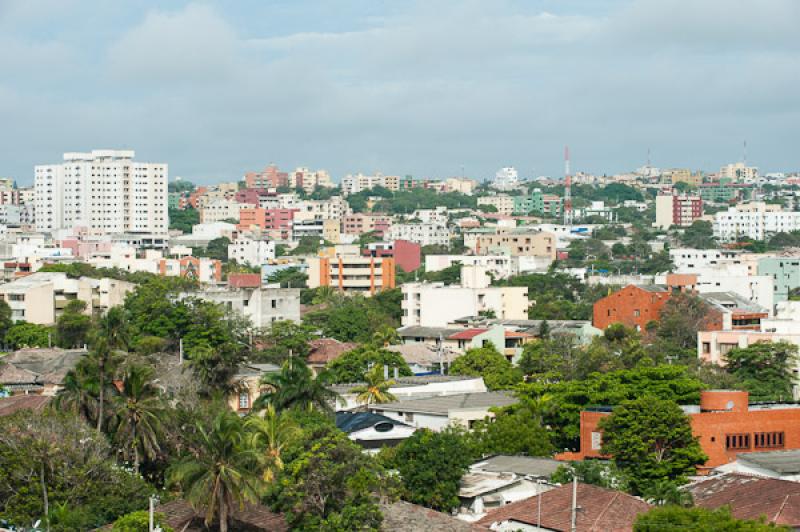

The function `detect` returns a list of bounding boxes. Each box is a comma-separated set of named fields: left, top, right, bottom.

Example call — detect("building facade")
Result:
left=655, top=194, right=703, bottom=229
left=35, top=150, right=168, bottom=234
left=307, top=255, right=396, bottom=295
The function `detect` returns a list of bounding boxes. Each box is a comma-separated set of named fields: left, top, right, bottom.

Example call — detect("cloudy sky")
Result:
left=1, top=0, right=798, bottom=185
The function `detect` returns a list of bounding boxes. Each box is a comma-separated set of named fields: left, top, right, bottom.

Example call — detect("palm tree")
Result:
left=245, top=405, right=300, bottom=482
left=93, top=307, right=131, bottom=432
left=254, top=362, right=341, bottom=414
left=372, top=326, right=400, bottom=348
left=168, top=411, right=263, bottom=532
left=53, top=361, right=100, bottom=425
left=112, top=364, right=164, bottom=473
left=311, top=285, right=339, bottom=306
left=519, top=393, right=555, bottom=425
left=351, top=365, right=397, bottom=406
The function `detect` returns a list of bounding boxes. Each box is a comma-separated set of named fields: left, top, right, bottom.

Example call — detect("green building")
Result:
left=757, top=257, right=800, bottom=303
left=512, top=192, right=562, bottom=216
left=168, top=192, right=182, bottom=209
left=700, top=183, right=753, bottom=204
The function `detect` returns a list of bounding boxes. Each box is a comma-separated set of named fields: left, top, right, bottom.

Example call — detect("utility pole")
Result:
left=149, top=495, right=155, bottom=532
left=570, top=475, right=578, bottom=532
left=537, top=480, right=543, bottom=530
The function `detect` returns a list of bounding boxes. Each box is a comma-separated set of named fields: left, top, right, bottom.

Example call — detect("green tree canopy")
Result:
left=725, top=341, right=798, bottom=402
left=325, top=346, right=412, bottom=384
left=5, top=321, right=53, bottom=349
left=449, top=345, right=522, bottom=390
left=388, top=427, right=479, bottom=512
left=271, top=430, right=387, bottom=530
left=519, top=364, right=703, bottom=450
left=634, top=506, right=791, bottom=531
left=599, top=396, right=707, bottom=494
left=0, top=410, right=154, bottom=530
left=56, top=299, right=91, bottom=348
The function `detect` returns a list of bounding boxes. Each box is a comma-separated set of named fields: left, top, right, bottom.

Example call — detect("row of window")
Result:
left=725, top=431, right=785, bottom=450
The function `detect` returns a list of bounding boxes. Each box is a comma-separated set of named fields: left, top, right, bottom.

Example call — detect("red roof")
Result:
left=504, top=330, right=531, bottom=339
left=688, top=473, right=800, bottom=527
left=477, top=482, right=650, bottom=532
left=228, top=273, right=262, bottom=288
left=307, top=338, right=358, bottom=365
left=0, top=394, right=51, bottom=417
left=447, top=328, right=489, bottom=341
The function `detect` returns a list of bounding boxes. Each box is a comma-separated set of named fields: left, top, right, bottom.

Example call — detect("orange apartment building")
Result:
left=307, top=255, right=395, bottom=295
left=560, top=390, right=800, bottom=473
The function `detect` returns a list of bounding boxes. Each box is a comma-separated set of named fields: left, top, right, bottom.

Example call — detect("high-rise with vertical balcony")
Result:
left=34, top=150, right=168, bottom=234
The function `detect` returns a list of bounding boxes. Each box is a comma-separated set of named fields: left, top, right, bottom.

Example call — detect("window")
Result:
left=404, top=412, right=414, bottom=423
left=238, top=392, right=250, bottom=410
left=725, top=433, right=750, bottom=450
left=754, top=432, right=784, bottom=449
left=591, top=431, right=602, bottom=450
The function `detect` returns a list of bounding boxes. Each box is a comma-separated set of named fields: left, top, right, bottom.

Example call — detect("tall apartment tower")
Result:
left=35, top=150, right=168, bottom=234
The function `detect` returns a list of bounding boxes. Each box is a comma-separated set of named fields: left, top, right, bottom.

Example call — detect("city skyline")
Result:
left=2, top=0, right=798, bottom=184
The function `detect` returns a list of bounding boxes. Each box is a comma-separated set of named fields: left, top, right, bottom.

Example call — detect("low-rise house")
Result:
left=0, top=394, right=51, bottom=416
left=335, top=411, right=416, bottom=452
left=306, top=338, right=358, bottom=375
left=368, top=390, right=516, bottom=431
left=228, top=363, right=280, bottom=414
left=0, top=348, right=86, bottom=395
left=386, top=343, right=447, bottom=374
left=459, top=456, right=561, bottom=521
left=447, top=327, right=530, bottom=362
left=336, top=375, right=489, bottom=411
left=183, top=285, right=301, bottom=327
left=381, top=500, right=487, bottom=532
left=687, top=473, right=800, bottom=528
left=714, top=449, right=800, bottom=481
left=476, top=482, right=650, bottom=532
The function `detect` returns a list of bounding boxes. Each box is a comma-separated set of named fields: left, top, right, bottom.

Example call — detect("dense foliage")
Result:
left=599, top=396, right=707, bottom=494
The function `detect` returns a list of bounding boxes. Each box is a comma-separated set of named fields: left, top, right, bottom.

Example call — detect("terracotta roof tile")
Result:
left=306, top=338, right=358, bottom=365
left=0, top=394, right=51, bottom=416
left=688, top=473, right=800, bottom=526
left=447, top=328, right=489, bottom=341
left=228, top=273, right=262, bottom=288
left=477, top=482, right=650, bottom=532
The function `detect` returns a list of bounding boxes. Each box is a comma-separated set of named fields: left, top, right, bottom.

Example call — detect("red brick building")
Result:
left=362, top=240, right=421, bottom=272
left=592, top=275, right=767, bottom=332
left=592, top=284, right=673, bottom=331
left=559, top=390, right=800, bottom=474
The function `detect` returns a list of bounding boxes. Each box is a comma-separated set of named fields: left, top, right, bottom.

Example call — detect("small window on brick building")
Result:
left=725, top=433, right=750, bottom=450
left=634, top=309, right=640, bottom=317
left=754, top=432, right=785, bottom=449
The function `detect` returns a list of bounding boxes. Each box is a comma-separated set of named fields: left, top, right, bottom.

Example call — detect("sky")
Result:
left=1, top=0, right=798, bottom=185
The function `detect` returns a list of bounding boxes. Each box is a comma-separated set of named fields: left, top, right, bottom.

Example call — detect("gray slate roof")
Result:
left=374, top=391, right=516, bottom=415
left=397, top=325, right=463, bottom=338
left=474, top=455, right=562, bottom=478
left=739, top=450, right=800, bottom=474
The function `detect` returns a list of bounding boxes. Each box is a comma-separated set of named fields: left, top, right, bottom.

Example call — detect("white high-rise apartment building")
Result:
left=492, top=167, right=519, bottom=191
left=35, top=150, right=168, bottom=234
